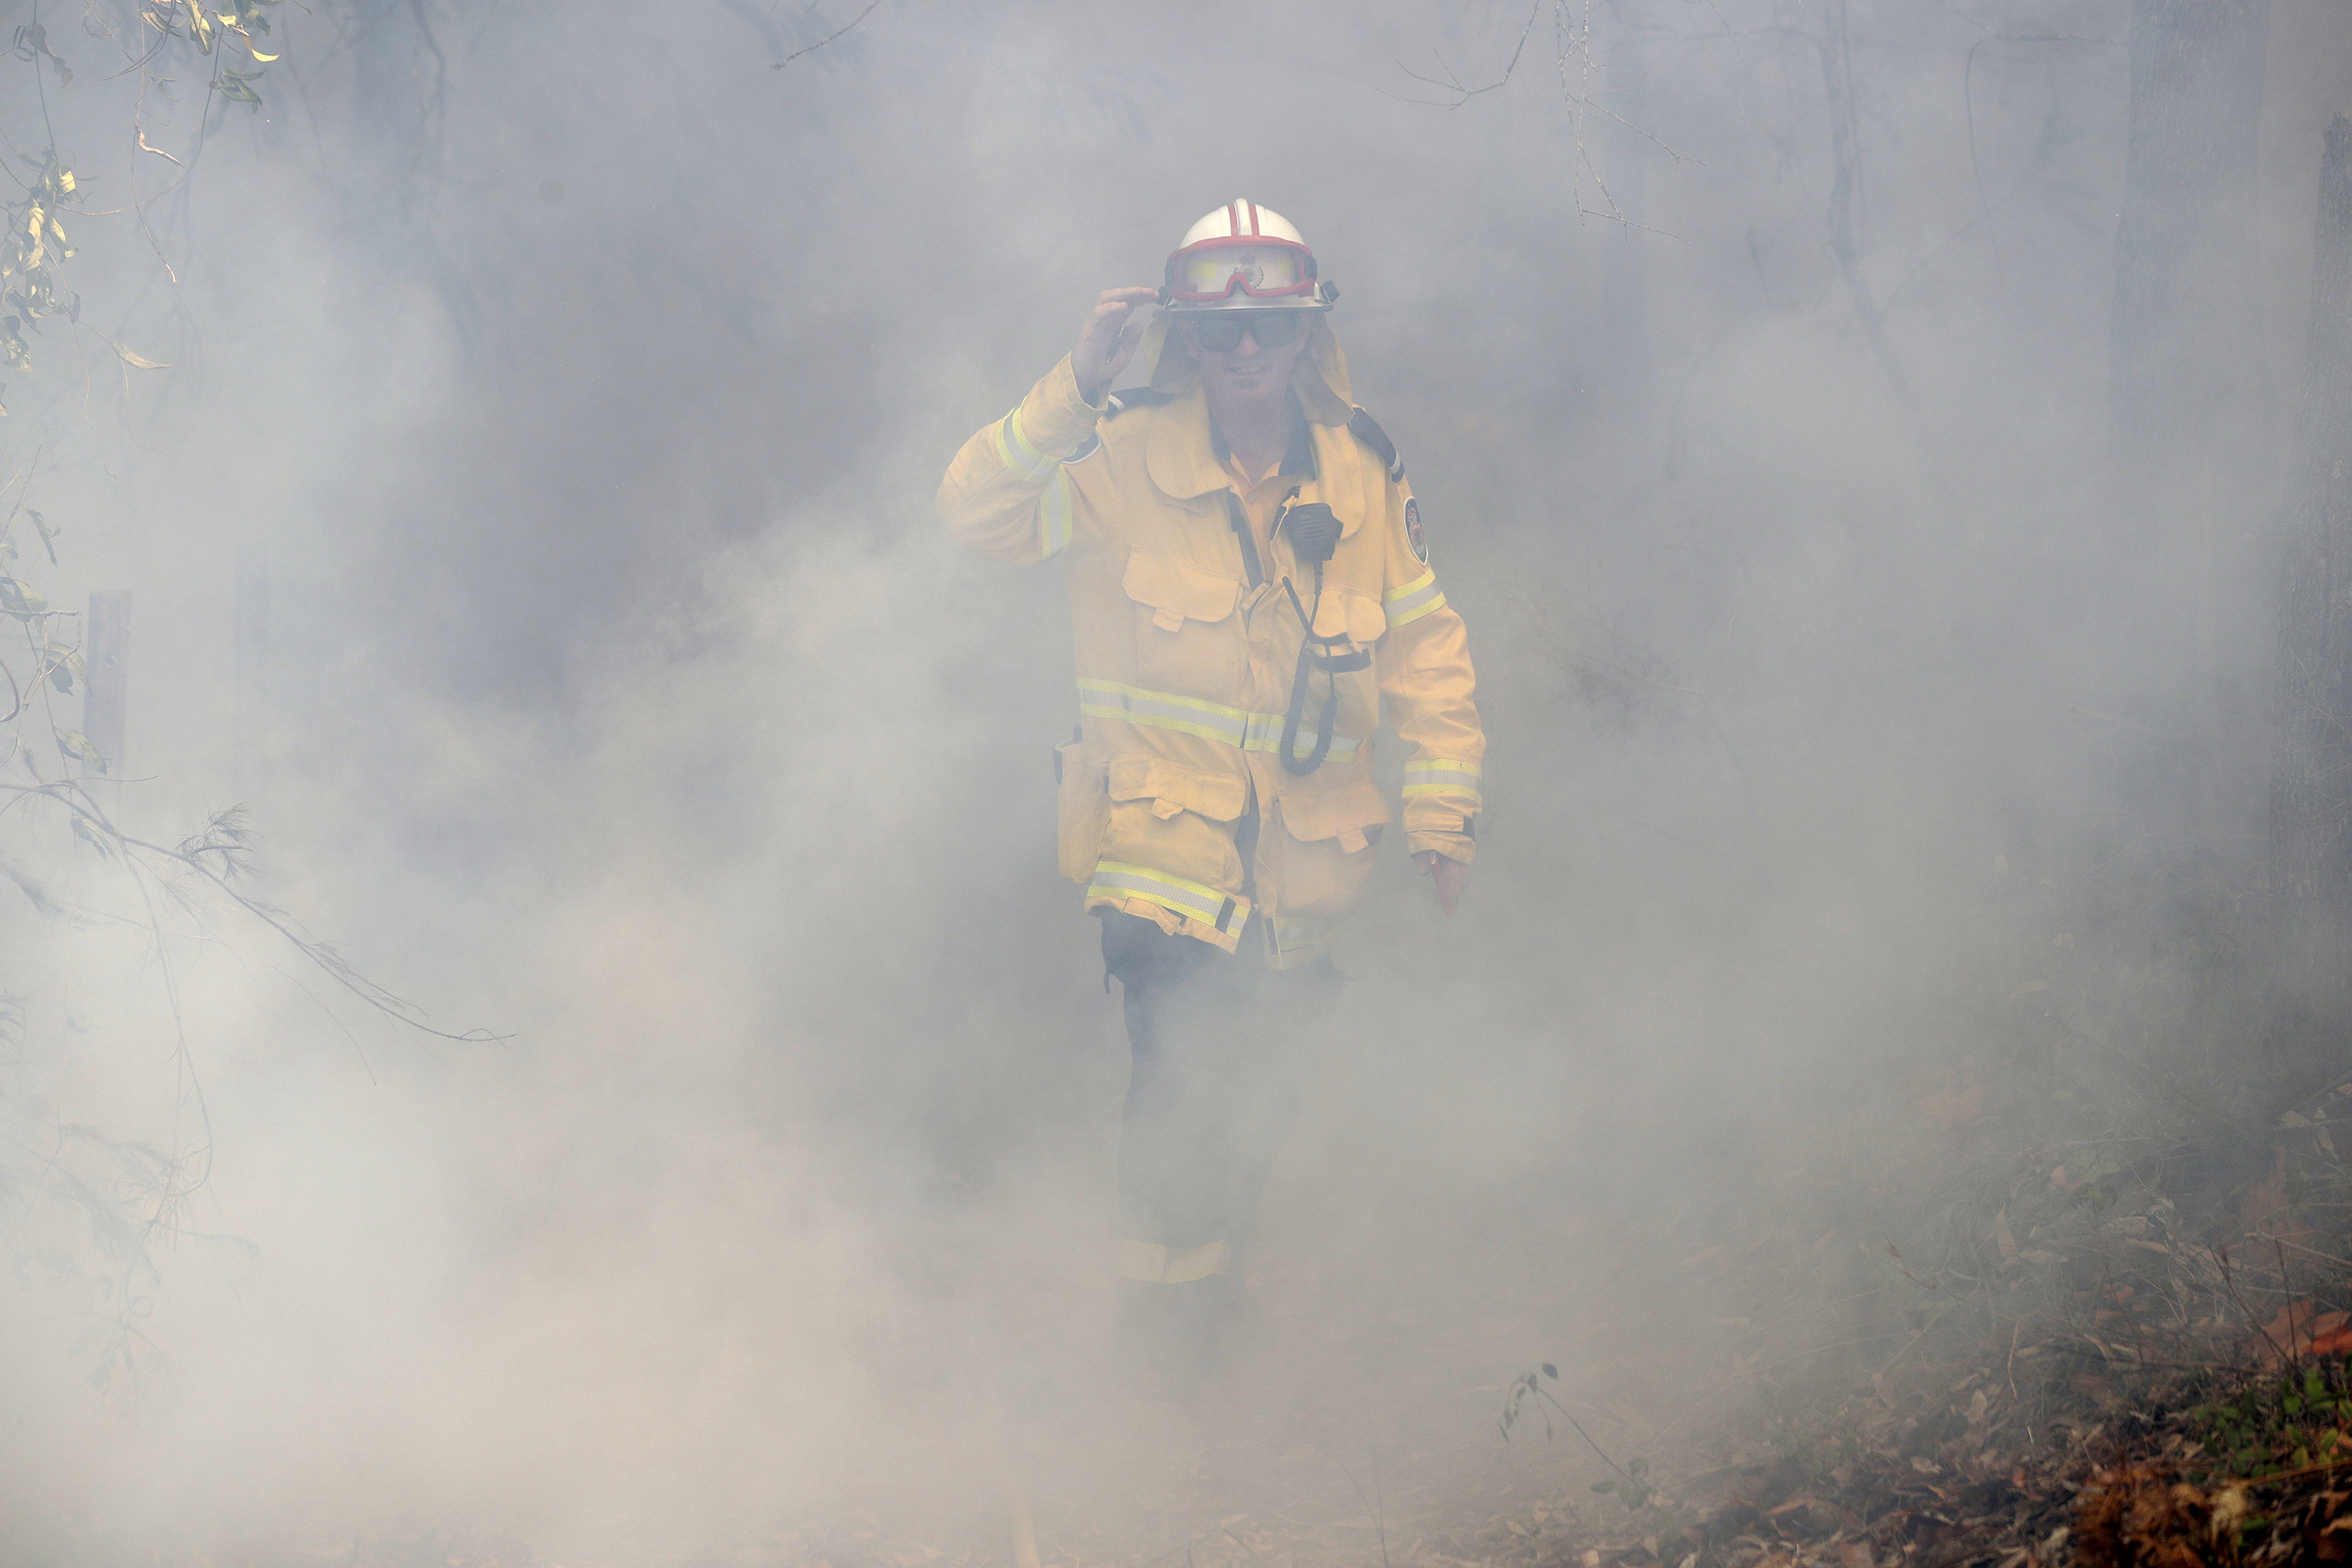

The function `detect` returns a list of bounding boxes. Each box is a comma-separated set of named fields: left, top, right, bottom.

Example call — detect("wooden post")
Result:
left=233, top=545, right=269, bottom=795
left=82, top=590, right=131, bottom=779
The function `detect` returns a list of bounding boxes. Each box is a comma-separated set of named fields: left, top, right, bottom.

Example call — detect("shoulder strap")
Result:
left=1105, top=387, right=1177, bottom=419
left=1348, top=405, right=1404, bottom=482
left=1068, top=387, right=1178, bottom=464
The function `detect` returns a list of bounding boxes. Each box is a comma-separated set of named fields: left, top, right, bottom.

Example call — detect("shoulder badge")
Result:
left=1404, top=497, right=1428, bottom=564
left=1348, top=405, right=1405, bottom=483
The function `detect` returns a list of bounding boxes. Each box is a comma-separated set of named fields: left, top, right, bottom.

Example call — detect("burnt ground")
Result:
left=999, top=1060, right=2352, bottom=1568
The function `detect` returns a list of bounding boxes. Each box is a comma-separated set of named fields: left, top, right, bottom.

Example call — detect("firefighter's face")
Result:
left=1178, top=314, right=1309, bottom=411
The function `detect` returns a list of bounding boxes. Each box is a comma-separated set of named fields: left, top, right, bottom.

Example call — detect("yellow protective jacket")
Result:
left=938, top=315, right=1484, bottom=965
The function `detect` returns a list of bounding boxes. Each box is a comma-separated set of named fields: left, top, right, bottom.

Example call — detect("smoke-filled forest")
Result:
left=4, top=2, right=2352, bottom=1565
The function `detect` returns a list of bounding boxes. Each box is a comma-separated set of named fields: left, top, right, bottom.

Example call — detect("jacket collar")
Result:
left=1208, top=392, right=1316, bottom=481
left=1150, top=389, right=1316, bottom=501
left=1145, top=390, right=1371, bottom=544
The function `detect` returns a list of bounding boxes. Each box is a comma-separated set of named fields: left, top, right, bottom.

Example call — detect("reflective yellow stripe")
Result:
left=1404, top=757, right=1482, bottom=806
left=1040, top=469, right=1073, bottom=558
left=1079, top=678, right=1250, bottom=746
left=1076, top=678, right=1363, bottom=761
left=1088, top=859, right=1250, bottom=932
left=1384, top=569, right=1446, bottom=627
left=1119, top=1239, right=1232, bottom=1283
left=994, top=407, right=1057, bottom=482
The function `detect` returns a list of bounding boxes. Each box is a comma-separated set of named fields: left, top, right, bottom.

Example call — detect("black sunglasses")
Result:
left=1189, top=312, right=1305, bottom=352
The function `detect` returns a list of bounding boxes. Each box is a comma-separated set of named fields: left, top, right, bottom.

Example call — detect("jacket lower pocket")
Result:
left=1094, top=753, right=1248, bottom=909
left=1267, top=775, right=1391, bottom=917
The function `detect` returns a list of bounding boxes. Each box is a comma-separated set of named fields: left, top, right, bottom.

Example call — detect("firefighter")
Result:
left=938, top=201, right=1486, bottom=1383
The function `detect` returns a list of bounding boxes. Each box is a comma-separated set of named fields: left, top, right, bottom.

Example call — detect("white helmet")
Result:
left=1160, top=199, right=1338, bottom=312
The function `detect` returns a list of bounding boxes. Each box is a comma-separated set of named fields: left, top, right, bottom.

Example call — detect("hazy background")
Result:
left=2, top=0, right=2348, bottom=1560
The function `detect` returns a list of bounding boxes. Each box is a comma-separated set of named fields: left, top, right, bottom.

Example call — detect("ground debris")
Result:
left=2076, top=1465, right=2233, bottom=1568
left=1478, top=1069, right=2352, bottom=1568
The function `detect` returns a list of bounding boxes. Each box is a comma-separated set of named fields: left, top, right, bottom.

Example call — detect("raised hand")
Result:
left=1073, top=286, right=1160, bottom=405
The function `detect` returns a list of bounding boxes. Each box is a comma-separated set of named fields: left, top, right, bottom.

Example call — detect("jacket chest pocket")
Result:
left=1310, top=590, right=1387, bottom=648
left=1123, top=550, right=1244, bottom=699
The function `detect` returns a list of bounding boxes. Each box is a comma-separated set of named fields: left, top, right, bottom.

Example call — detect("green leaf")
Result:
left=56, top=729, right=105, bottom=772
left=1592, top=1481, right=1614, bottom=1494
left=0, top=575, right=49, bottom=618
left=216, top=67, right=264, bottom=109
left=26, top=507, right=56, bottom=564
left=68, top=813, right=112, bottom=857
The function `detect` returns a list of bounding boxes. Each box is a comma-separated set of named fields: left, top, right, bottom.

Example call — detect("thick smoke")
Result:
left=2, top=1, right=2349, bottom=1561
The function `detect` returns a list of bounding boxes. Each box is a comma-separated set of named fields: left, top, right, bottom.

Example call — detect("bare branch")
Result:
left=1385, top=2, right=1693, bottom=236
left=0, top=781, right=506, bottom=1044
left=771, top=0, right=880, bottom=70
left=1385, top=2, right=1540, bottom=108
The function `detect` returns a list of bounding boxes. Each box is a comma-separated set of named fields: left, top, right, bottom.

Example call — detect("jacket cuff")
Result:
left=1406, top=793, right=1477, bottom=839
left=1024, top=354, right=1108, bottom=459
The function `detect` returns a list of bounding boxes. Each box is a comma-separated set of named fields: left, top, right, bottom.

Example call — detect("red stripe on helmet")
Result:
left=1246, top=200, right=1261, bottom=235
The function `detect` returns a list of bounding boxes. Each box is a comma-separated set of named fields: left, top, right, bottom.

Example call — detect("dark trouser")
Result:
left=1099, top=910, right=1341, bottom=1376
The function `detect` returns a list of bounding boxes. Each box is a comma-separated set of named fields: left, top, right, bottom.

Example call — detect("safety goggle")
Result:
left=1187, top=312, right=1305, bottom=352
left=1164, top=238, right=1319, bottom=303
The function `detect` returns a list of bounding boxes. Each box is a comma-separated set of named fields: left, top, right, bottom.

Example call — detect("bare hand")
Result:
left=1417, top=851, right=1469, bottom=916
left=1073, top=286, right=1159, bottom=405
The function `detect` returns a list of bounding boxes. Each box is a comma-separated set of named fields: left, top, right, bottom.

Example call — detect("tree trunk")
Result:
left=2269, top=114, right=2352, bottom=1025
left=2080, top=0, right=2273, bottom=1113
left=2100, top=0, right=2271, bottom=721
left=233, top=544, right=270, bottom=800
left=1596, top=0, right=1650, bottom=404
left=82, top=591, right=130, bottom=780
left=348, top=0, right=437, bottom=221
left=1815, top=0, right=1911, bottom=406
